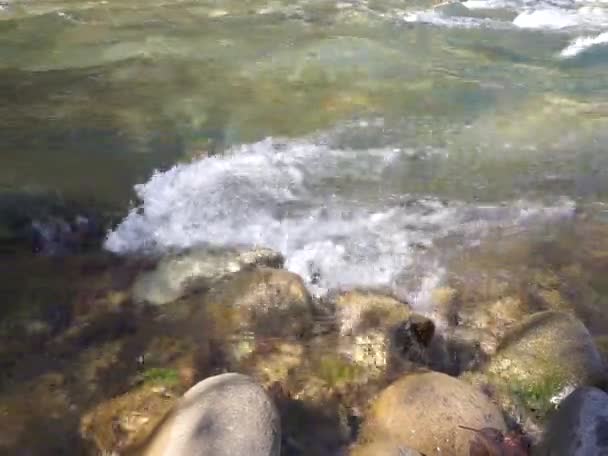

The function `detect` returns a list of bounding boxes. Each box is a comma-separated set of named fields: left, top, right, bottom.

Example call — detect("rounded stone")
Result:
left=358, top=371, right=506, bottom=455
left=141, top=373, right=280, bottom=456
left=540, top=387, right=608, bottom=455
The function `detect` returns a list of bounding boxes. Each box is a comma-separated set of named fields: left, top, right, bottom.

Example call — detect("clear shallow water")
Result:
left=2, top=2, right=608, bottom=454
left=2, top=0, right=608, bottom=303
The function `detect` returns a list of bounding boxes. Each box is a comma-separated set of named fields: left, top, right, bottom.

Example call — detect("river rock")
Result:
left=335, top=291, right=413, bottom=336
left=140, top=373, right=280, bottom=456
left=357, top=371, right=506, bottom=455
left=351, top=440, right=423, bottom=456
left=132, top=247, right=284, bottom=305
left=482, top=311, right=604, bottom=420
left=80, top=380, right=181, bottom=453
left=539, top=386, right=608, bottom=455
left=434, top=1, right=476, bottom=18
left=334, top=291, right=435, bottom=371
left=203, top=267, right=314, bottom=342
left=457, top=296, right=529, bottom=341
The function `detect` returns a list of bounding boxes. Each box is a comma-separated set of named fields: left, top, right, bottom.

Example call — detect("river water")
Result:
left=3, top=0, right=608, bottom=307
left=0, top=0, right=608, bottom=310
left=3, top=0, right=608, bottom=302
left=2, top=0, right=608, bottom=453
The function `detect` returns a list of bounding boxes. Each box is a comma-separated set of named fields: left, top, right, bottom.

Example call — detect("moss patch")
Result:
left=141, top=368, right=180, bottom=386
left=509, top=374, right=566, bottom=420
left=314, top=354, right=365, bottom=388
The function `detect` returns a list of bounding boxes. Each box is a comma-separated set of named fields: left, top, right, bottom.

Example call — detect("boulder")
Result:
left=80, top=379, right=182, bottom=453
left=539, top=387, right=608, bottom=455
left=335, top=291, right=435, bottom=371
left=357, top=371, right=506, bottom=455
left=132, top=247, right=284, bottom=305
left=140, top=373, right=280, bottom=456
left=456, top=296, right=529, bottom=342
left=483, top=311, right=604, bottom=420
left=203, top=267, right=314, bottom=342
left=335, top=291, right=413, bottom=336
left=351, top=440, right=423, bottom=456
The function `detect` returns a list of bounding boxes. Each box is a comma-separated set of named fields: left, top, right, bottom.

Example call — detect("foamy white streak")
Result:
left=462, top=0, right=511, bottom=9
left=398, top=0, right=608, bottom=31
left=513, top=8, right=580, bottom=28
left=560, top=30, right=608, bottom=56
left=106, top=138, right=575, bottom=303
left=514, top=5, right=608, bottom=29
left=399, top=4, right=508, bottom=29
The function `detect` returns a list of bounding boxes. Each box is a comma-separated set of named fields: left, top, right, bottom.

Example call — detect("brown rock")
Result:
left=204, top=267, right=314, bottom=340
left=351, top=439, right=423, bottom=456
left=335, top=291, right=413, bottom=336
left=80, top=383, right=179, bottom=453
left=358, top=371, right=506, bottom=455
left=335, top=290, right=435, bottom=371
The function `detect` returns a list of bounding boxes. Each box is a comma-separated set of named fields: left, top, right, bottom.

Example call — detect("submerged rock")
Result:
left=140, top=373, right=280, bottom=456
left=335, top=291, right=435, bottom=371
left=132, top=247, right=284, bottom=305
left=457, top=296, right=529, bottom=342
left=80, top=380, right=181, bottom=453
left=482, top=311, right=604, bottom=420
left=351, top=440, right=423, bottom=456
left=335, top=291, right=413, bottom=336
left=336, top=291, right=407, bottom=372
left=539, top=387, right=608, bottom=455
left=0, top=372, right=77, bottom=454
left=459, top=310, right=605, bottom=441
left=356, top=371, right=506, bottom=455
left=202, top=267, right=314, bottom=355
left=248, top=342, right=305, bottom=387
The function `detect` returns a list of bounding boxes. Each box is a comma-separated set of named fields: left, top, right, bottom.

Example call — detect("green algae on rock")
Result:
left=202, top=267, right=314, bottom=340
left=484, top=311, right=604, bottom=402
left=461, top=310, right=605, bottom=439
left=334, top=290, right=435, bottom=372
left=80, top=381, right=184, bottom=454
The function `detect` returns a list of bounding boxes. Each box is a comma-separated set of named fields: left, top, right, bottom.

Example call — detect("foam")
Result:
left=398, top=4, right=508, bottom=29
left=513, top=4, right=608, bottom=29
left=560, top=30, right=608, bottom=56
left=106, top=137, right=576, bottom=304
left=513, top=8, right=580, bottom=28
left=396, top=0, right=608, bottom=33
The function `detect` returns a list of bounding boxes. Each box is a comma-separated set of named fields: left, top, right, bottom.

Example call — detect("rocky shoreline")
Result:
left=0, top=215, right=608, bottom=455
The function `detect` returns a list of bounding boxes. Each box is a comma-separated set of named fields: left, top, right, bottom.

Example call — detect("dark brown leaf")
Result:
left=460, top=425, right=504, bottom=456
left=459, top=425, right=531, bottom=456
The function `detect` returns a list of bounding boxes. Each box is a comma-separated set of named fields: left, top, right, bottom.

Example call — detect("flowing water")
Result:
left=2, top=0, right=608, bottom=452
left=3, top=0, right=608, bottom=301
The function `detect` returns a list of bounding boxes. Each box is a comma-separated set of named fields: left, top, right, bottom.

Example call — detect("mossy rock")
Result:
left=313, top=353, right=366, bottom=389
left=334, top=291, right=435, bottom=372
left=203, top=267, right=314, bottom=340
left=132, top=248, right=284, bottom=305
left=482, top=311, right=604, bottom=423
left=247, top=342, right=304, bottom=387
left=457, top=296, right=529, bottom=339
left=0, top=373, right=74, bottom=454
left=335, top=290, right=412, bottom=336
left=141, top=368, right=180, bottom=386
left=80, top=382, right=181, bottom=454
